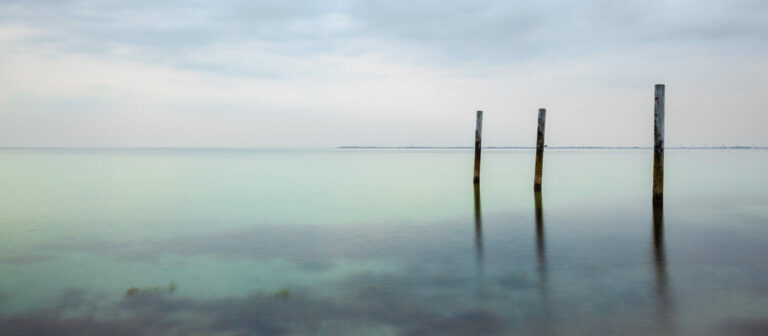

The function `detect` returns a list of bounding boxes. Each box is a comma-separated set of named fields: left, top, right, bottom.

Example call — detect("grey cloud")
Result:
left=2, top=0, right=766, bottom=69
left=1, top=0, right=768, bottom=147
left=0, top=1, right=339, bottom=44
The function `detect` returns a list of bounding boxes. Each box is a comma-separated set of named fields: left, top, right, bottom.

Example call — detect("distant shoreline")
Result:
left=0, top=146, right=765, bottom=150
left=337, top=146, right=765, bottom=149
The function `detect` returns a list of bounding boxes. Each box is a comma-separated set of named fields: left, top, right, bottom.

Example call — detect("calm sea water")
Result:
left=1, top=148, right=767, bottom=335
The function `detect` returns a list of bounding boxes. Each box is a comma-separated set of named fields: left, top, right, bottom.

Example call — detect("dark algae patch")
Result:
left=125, top=281, right=178, bottom=297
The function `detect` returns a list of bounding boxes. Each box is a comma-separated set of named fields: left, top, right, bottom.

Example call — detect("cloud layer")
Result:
left=1, top=0, right=767, bottom=146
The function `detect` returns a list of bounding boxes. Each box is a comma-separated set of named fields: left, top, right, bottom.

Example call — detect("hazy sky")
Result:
left=1, top=0, right=767, bottom=147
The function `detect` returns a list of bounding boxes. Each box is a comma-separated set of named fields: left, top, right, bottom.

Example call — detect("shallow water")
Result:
left=1, top=148, right=767, bottom=335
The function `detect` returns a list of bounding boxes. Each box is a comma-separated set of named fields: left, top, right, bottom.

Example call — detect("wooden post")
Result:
left=473, top=110, right=483, bottom=184
left=533, top=108, right=546, bottom=191
left=653, top=85, right=665, bottom=203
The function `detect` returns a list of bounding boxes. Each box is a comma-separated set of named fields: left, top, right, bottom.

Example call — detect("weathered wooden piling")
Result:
left=473, top=110, right=483, bottom=184
left=533, top=108, right=547, bottom=191
left=653, top=85, right=665, bottom=203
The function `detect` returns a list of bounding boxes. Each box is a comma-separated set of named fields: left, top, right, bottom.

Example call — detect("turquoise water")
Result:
left=1, top=148, right=767, bottom=335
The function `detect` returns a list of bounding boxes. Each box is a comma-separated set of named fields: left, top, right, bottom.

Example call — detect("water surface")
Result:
left=1, top=148, right=767, bottom=335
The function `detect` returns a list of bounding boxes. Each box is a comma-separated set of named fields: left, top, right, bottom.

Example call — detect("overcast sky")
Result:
left=1, top=0, right=766, bottom=147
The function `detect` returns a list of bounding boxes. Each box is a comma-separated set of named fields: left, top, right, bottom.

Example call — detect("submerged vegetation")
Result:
left=273, top=288, right=291, bottom=299
left=125, top=281, right=178, bottom=297
left=123, top=282, right=293, bottom=301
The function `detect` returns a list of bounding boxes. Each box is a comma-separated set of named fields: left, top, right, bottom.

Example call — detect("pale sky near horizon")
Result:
left=1, top=0, right=767, bottom=147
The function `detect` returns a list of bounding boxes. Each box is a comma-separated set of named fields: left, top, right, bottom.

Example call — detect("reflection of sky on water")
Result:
left=2, top=195, right=766, bottom=335
left=2, top=149, right=768, bottom=335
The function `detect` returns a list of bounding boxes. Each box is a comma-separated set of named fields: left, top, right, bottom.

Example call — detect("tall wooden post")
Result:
left=653, top=85, right=665, bottom=203
left=473, top=110, right=483, bottom=184
left=533, top=108, right=546, bottom=191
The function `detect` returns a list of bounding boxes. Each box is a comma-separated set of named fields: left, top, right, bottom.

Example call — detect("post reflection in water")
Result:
left=534, top=191, right=547, bottom=283
left=473, top=184, right=484, bottom=266
left=533, top=191, right=552, bottom=329
left=652, top=202, right=674, bottom=333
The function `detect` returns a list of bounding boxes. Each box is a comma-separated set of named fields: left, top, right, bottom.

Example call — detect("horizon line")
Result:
left=0, top=146, right=766, bottom=150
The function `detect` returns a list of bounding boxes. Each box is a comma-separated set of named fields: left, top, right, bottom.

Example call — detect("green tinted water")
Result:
left=1, top=149, right=767, bottom=335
